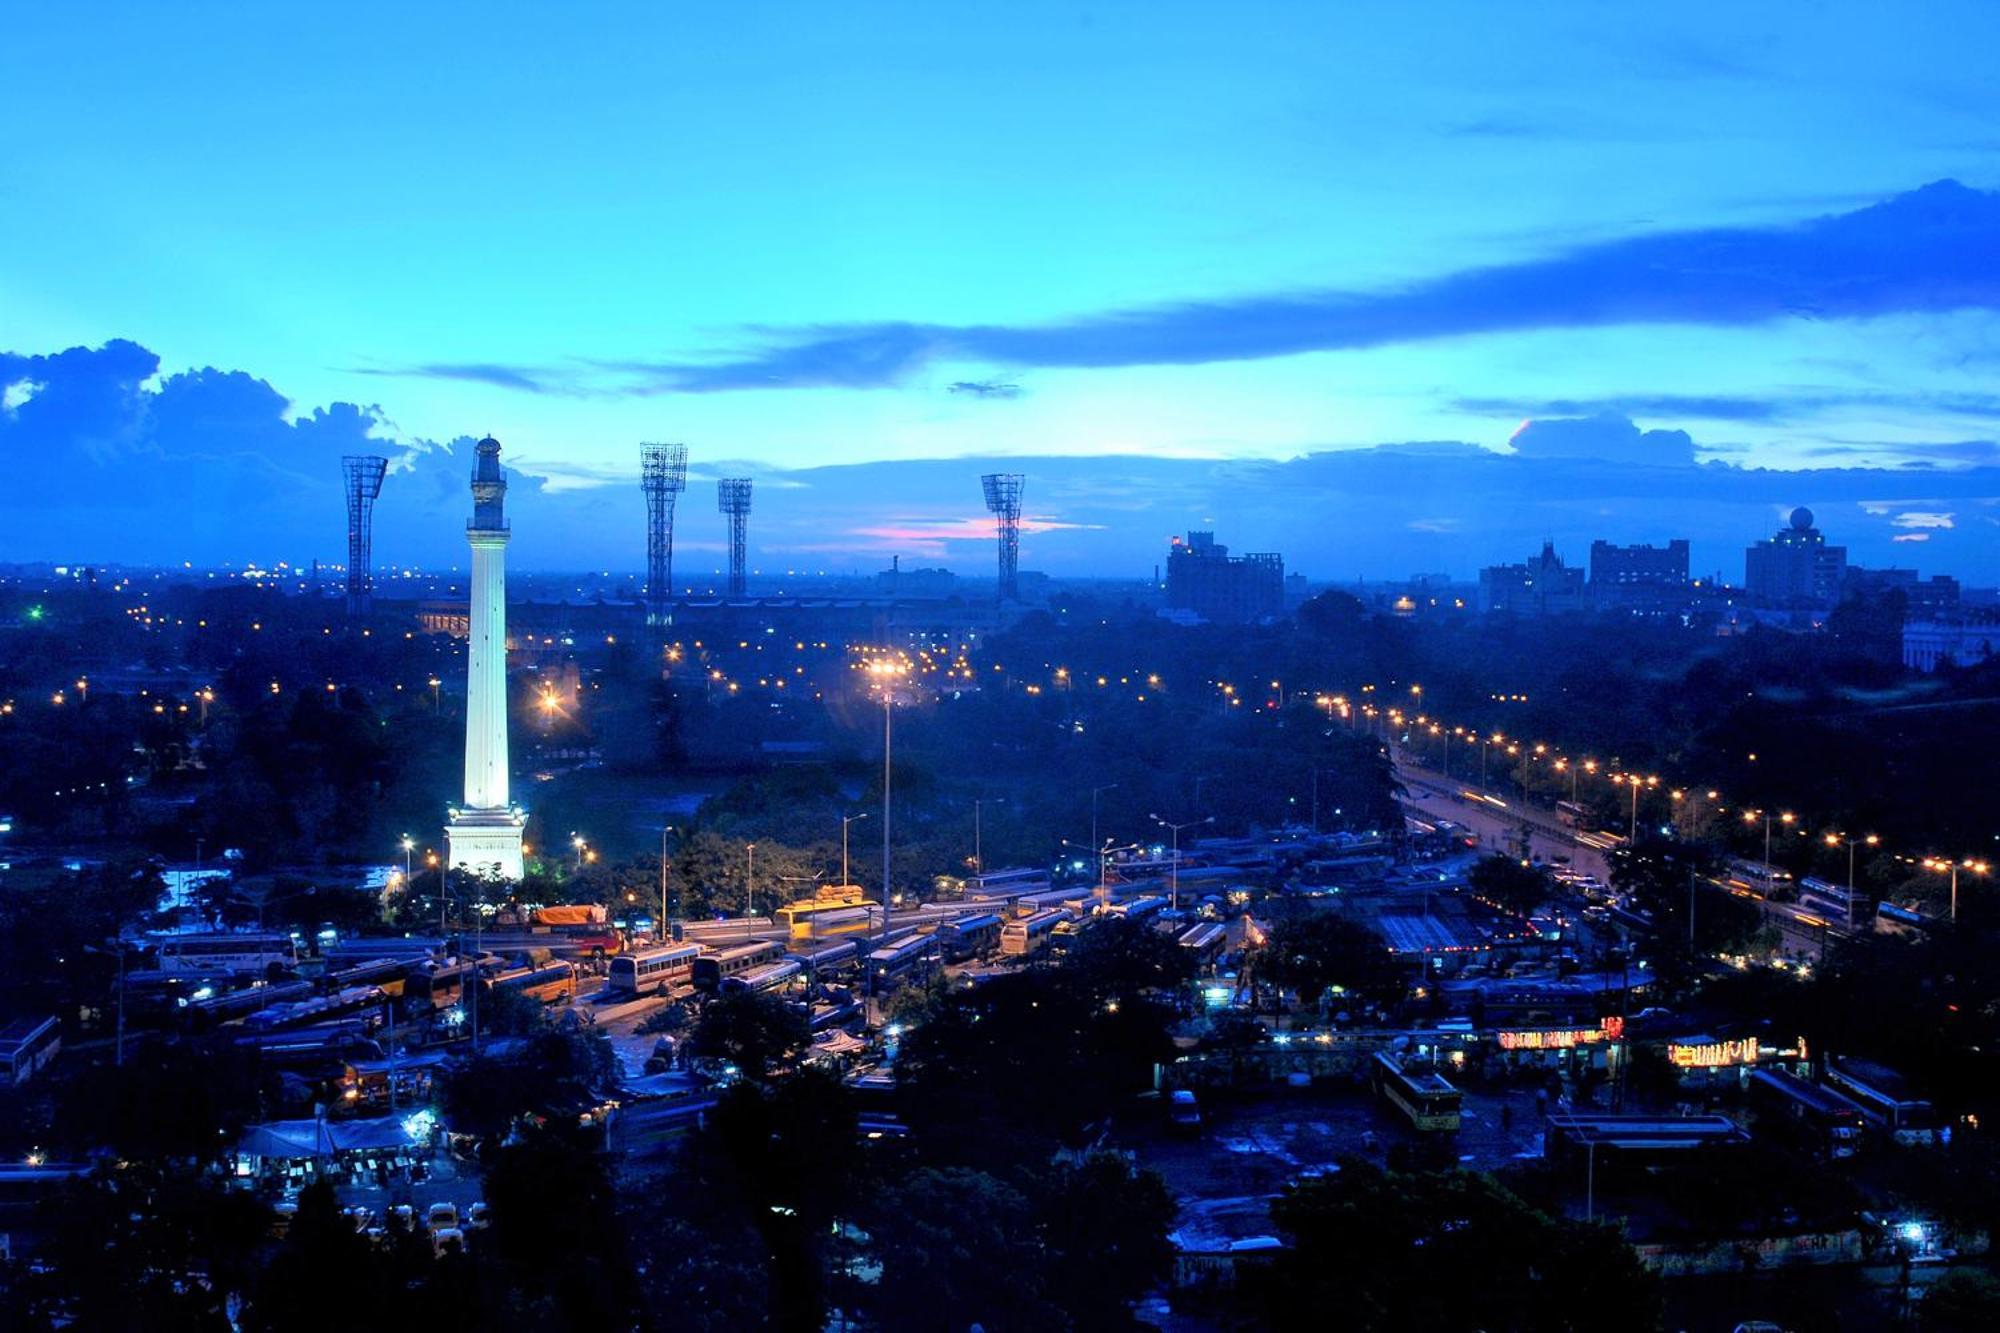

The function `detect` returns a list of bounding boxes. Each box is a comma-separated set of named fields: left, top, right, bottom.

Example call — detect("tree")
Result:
left=687, top=991, right=811, bottom=1081
left=1062, top=914, right=1196, bottom=1002
left=1260, top=1161, right=1660, bottom=1332
left=1920, top=1267, right=2000, bottom=1332
left=865, top=1167, right=1047, bottom=1331
left=1036, top=1152, right=1177, bottom=1329
left=1468, top=854, right=1549, bottom=918
left=1258, top=910, right=1404, bottom=1009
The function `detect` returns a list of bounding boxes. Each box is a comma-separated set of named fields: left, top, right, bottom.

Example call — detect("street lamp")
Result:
left=1925, top=857, right=1990, bottom=924
left=745, top=842, right=758, bottom=917
left=400, top=835, right=414, bottom=889
left=867, top=659, right=906, bottom=916
left=840, top=812, right=870, bottom=890
left=1824, top=833, right=1879, bottom=930
left=1742, top=809, right=1794, bottom=870
left=1091, top=783, right=1120, bottom=904
left=660, top=825, right=680, bottom=940
left=1152, top=813, right=1214, bottom=912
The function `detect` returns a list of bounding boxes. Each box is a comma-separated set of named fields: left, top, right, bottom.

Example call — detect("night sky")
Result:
left=5, top=3, right=2000, bottom=580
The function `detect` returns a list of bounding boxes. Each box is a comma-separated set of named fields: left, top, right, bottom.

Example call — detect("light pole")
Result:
left=660, top=825, right=679, bottom=940
left=1825, top=832, right=1879, bottom=931
left=745, top=842, right=757, bottom=917
left=868, top=660, right=905, bottom=911
left=841, top=812, right=869, bottom=890
left=1926, top=857, right=1991, bottom=924
left=1743, top=809, right=1794, bottom=870
left=1091, top=783, right=1120, bottom=906
left=400, top=835, right=414, bottom=890
left=1152, top=814, right=1213, bottom=912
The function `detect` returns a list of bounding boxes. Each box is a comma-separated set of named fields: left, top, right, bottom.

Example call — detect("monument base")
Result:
left=445, top=808, right=525, bottom=882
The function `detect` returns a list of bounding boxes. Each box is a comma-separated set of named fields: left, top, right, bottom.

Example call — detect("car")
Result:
left=341, top=1205, right=373, bottom=1233
left=1169, top=1089, right=1202, bottom=1132
left=431, top=1226, right=466, bottom=1257
left=426, top=1202, right=459, bottom=1232
left=389, top=1204, right=416, bottom=1232
left=465, top=1202, right=490, bottom=1230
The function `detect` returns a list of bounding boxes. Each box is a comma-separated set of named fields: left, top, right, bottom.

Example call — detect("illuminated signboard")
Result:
left=1496, top=1017, right=1625, bottom=1051
left=1668, top=1037, right=1759, bottom=1068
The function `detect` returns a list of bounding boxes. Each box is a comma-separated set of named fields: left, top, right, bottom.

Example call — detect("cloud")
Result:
left=10, top=337, right=2000, bottom=584
left=947, top=379, right=1025, bottom=399
left=352, top=362, right=567, bottom=394
left=394, top=180, right=2000, bottom=395
left=1507, top=413, right=1696, bottom=467
left=1456, top=394, right=1785, bottom=423
left=1894, top=533, right=1932, bottom=542
left=1456, top=391, right=2000, bottom=428
left=1891, top=511, right=1955, bottom=529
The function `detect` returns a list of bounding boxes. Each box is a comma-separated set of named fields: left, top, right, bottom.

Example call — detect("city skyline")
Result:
left=6, top=6, right=2000, bottom=579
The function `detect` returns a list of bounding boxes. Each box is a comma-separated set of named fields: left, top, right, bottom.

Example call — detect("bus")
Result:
left=1749, top=1067, right=1866, bottom=1159
left=1176, top=921, right=1227, bottom=965
left=936, top=913, right=1003, bottom=962
left=1797, top=876, right=1858, bottom=923
left=1110, top=896, right=1168, bottom=924
left=1725, top=859, right=1795, bottom=899
left=721, top=959, right=802, bottom=997
left=608, top=943, right=704, bottom=997
left=1000, top=909, right=1071, bottom=958
left=1875, top=901, right=1927, bottom=936
left=785, top=906, right=876, bottom=943
left=867, top=934, right=938, bottom=994
left=487, top=961, right=579, bottom=1006
left=1371, top=1052, right=1462, bottom=1131
left=153, top=933, right=299, bottom=975
left=773, top=889, right=876, bottom=932
left=187, top=979, right=314, bottom=1030
left=692, top=941, right=783, bottom=991
left=324, top=956, right=420, bottom=998
left=0, top=1017, right=61, bottom=1085
left=241, top=985, right=388, bottom=1033
left=788, top=939, right=863, bottom=978
left=403, top=960, right=478, bottom=1010
left=972, top=867, right=1051, bottom=895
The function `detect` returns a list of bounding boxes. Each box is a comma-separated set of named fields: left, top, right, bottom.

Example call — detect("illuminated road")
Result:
left=1393, top=753, right=1615, bottom=883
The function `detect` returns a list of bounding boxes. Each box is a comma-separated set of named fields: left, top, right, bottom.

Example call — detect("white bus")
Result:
left=721, top=959, right=802, bottom=997
left=692, top=941, right=783, bottom=991
left=152, top=933, right=298, bottom=975
left=608, top=944, right=705, bottom=997
left=1000, top=909, right=1071, bottom=958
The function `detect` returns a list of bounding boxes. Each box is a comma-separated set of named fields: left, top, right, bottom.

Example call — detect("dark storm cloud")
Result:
left=0, top=338, right=547, bottom=564
left=396, top=180, right=2000, bottom=395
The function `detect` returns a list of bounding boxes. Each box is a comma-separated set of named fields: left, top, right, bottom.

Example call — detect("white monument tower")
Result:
left=445, top=435, right=525, bottom=880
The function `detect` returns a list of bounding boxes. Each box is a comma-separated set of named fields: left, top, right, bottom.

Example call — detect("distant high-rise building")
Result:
left=1590, top=538, right=1689, bottom=613
left=1478, top=541, right=1587, bottom=615
left=1745, top=507, right=1846, bottom=606
left=1164, top=531, right=1283, bottom=623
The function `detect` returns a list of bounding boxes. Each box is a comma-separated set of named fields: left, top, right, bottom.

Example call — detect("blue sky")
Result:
left=5, top=3, right=2000, bottom=580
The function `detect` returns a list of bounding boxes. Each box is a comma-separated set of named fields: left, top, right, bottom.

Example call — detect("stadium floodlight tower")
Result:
left=640, top=443, right=688, bottom=628
left=341, top=455, right=389, bottom=618
left=981, top=472, right=1025, bottom=602
left=718, top=477, right=753, bottom=597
